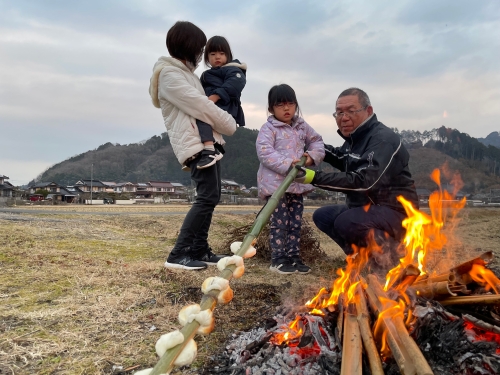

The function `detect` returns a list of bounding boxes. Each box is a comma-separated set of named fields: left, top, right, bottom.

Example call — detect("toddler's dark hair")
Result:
left=204, top=36, right=233, bottom=67
left=166, top=21, right=207, bottom=67
left=267, top=84, right=301, bottom=115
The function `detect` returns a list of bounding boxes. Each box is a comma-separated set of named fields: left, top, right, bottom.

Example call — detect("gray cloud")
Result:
left=0, top=0, right=499, bottom=184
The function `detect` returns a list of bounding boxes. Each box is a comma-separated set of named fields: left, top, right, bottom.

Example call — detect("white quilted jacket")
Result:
left=149, top=56, right=237, bottom=166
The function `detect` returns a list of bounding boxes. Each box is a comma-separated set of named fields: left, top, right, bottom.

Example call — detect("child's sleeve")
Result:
left=256, top=125, right=294, bottom=176
left=213, top=67, right=246, bottom=105
left=304, top=123, right=325, bottom=167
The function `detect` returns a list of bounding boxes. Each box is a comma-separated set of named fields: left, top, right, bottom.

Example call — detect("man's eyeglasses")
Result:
left=333, top=107, right=366, bottom=119
left=274, top=102, right=296, bottom=108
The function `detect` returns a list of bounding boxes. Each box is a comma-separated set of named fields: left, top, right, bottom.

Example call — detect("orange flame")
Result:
left=271, top=315, right=303, bottom=345
left=469, top=264, right=500, bottom=294
left=384, top=168, right=466, bottom=291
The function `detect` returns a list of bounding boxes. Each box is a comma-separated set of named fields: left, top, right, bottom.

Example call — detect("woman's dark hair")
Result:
left=203, top=36, right=233, bottom=66
left=166, top=21, right=207, bottom=66
left=268, top=84, right=301, bottom=115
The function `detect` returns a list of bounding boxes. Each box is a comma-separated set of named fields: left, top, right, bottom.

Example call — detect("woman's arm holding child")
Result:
left=159, top=67, right=236, bottom=136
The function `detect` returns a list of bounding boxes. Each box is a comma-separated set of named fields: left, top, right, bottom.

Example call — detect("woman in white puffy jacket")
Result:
left=149, top=21, right=237, bottom=270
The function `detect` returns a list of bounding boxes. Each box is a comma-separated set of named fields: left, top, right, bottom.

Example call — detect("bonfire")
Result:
left=203, top=169, right=500, bottom=375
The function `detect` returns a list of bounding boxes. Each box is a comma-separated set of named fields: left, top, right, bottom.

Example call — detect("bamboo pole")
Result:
left=364, top=279, right=415, bottom=375
left=439, top=294, right=500, bottom=306
left=148, top=158, right=307, bottom=375
left=367, top=275, right=434, bottom=375
left=413, top=272, right=455, bottom=287
left=451, top=251, right=493, bottom=276
left=355, top=284, right=384, bottom=375
left=341, top=304, right=362, bottom=375
left=409, top=281, right=457, bottom=300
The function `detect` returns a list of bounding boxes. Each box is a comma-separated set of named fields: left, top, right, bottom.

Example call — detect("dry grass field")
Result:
left=1, top=205, right=499, bottom=374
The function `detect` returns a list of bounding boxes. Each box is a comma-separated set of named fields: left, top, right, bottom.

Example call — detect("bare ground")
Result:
left=0, top=205, right=499, bottom=374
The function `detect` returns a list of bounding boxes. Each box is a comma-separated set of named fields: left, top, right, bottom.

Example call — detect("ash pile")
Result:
left=202, top=297, right=500, bottom=375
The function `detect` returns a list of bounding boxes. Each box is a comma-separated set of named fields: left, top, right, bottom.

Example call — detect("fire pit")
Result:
left=201, top=170, right=500, bottom=375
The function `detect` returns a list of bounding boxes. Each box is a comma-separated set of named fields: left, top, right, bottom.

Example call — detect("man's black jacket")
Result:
left=312, top=114, right=419, bottom=213
left=200, top=59, right=246, bottom=126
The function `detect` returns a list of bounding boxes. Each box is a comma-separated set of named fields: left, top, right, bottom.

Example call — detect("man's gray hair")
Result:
left=338, top=88, right=371, bottom=108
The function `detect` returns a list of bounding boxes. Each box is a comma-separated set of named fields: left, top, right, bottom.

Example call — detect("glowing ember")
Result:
left=464, top=321, right=500, bottom=354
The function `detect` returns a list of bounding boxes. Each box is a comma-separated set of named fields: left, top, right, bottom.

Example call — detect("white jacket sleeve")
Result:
left=159, top=67, right=236, bottom=136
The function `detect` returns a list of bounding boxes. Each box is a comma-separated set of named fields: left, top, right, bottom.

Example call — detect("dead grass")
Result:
left=0, top=206, right=499, bottom=374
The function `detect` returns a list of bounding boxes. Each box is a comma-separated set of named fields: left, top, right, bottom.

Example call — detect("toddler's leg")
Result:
left=268, top=195, right=296, bottom=274
left=196, top=120, right=222, bottom=169
left=287, top=194, right=310, bottom=273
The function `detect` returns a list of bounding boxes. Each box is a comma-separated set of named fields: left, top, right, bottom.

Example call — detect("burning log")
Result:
left=341, top=304, right=362, bottom=375
left=355, top=284, right=384, bottom=375
left=451, top=251, right=493, bottom=276
left=366, top=275, right=434, bottom=375
left=409, top=280, right=457, bottom=300
left=413, top=271, right=455, bottom=286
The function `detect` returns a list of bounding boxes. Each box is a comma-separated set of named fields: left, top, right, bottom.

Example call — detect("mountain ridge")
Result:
left=35, top=126, right=500, bottom=194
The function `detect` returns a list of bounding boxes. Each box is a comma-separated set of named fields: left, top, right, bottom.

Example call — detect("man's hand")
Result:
left=294, top=165, right=315, bottom=184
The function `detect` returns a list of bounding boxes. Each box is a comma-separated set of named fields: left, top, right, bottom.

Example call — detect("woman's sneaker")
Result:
left=291, top=256, right=311, bottom=274
left=197, top=150, right=218, bottom=169
left=164, top=253, right=207, bottom=270
left=197, top=248, right=228, bottom=265
left=269, top=258, right=297, bottom=274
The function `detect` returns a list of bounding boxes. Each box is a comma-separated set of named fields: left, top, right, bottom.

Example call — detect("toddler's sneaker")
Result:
left=197, top=150, right=218, bottom=169
left=215, top=149, right=224, bottom=161
left=269, top=258, right=297, bottom=274
left=291, top=256, right=311, bottom=274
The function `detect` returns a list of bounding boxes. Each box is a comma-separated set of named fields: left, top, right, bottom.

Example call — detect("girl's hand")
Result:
left=208, top=94, right=220, bottom=103
left=291, top=158, right=301, bottom=167
left=303, top=153, right=314, bottom=166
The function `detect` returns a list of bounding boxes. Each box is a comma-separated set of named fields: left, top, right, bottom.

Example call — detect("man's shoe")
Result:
left=291, top=256, right=311, bottom=274
left=197, top=248, right=228, bottom=265
left=197, top=150, right=218, bottom=169
left=164, top=254, right=207, bottom=270
left=269, top=258, right=297, bottom=274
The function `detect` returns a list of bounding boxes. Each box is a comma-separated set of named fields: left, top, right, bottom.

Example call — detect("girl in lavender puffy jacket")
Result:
left=256, top=84, right=325, bottom=274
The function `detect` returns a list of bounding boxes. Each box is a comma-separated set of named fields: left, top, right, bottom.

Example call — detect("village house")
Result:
left=74, top=179, right=109, bottom=193
left=0, top=175, right=14, bottom=198
left=221, top=179, right=240, bottom=193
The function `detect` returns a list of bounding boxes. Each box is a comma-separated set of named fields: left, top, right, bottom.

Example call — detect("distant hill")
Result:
left=478, top=131, right=500, bottom=148
left=36, top=126, right=500, bottom=194
left=37, top=127, right=261, bottom=188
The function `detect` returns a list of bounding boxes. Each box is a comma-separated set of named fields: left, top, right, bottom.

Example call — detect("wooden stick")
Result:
left=355, top=285, right=384, bottom=375
left=367, top=275, right=434, bottom=375
left=439, top=294, right=500, bottom=306
left=409, top=281, right=457, bottom=300
left=341, top=304, right=362, bottom=375
left=337, top=293, right=345, bottom=343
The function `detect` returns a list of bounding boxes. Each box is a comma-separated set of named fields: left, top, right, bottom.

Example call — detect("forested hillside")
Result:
left=37, top=128, right=261, bottom=188
left=36, top=126, right=500, bottom=194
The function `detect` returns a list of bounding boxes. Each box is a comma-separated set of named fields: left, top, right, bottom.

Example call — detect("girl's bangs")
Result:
left=270, top=86, right=297, bottom=106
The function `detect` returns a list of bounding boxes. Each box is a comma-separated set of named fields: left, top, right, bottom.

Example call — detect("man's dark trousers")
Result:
left=312, top=204, right=407, bottom=255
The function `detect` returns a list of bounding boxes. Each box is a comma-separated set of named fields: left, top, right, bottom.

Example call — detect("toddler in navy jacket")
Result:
left=196, top=36, right=247, bottom=169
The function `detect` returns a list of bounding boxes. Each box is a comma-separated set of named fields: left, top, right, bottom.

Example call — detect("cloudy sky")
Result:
left=1, top=0, right=499, bottom=185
